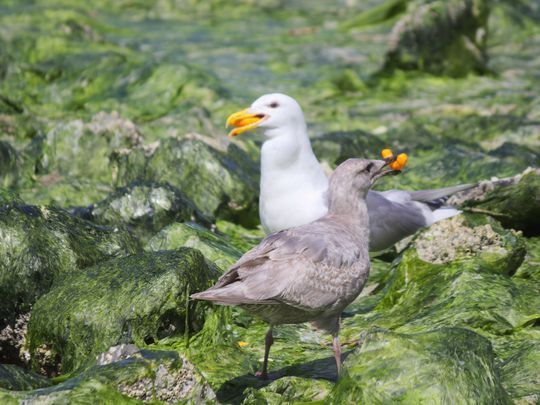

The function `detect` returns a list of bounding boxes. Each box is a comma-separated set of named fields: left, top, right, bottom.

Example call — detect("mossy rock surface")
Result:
left=330, top=328, right=509, bottom=404
left=383, top=0, right=489, bottom=76
left=88, top=181, right=209, bottom=241
left=0, top=348, right=215, bottom=404
left=463, top=170, right=540, bottom=236
left=110, top=136, right=260, bottom=227
left=27, top=248, right=218, bottom=375
left=242, top=376, right=332, bottom=404
left=146, top=222, right=245, bottom=271
left=0, top=203, right=139, bottom=332
left=0, top=364, right=50, bottom=391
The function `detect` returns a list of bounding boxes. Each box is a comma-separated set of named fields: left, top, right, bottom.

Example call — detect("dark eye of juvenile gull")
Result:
left=269, top=102, right=279, bottom=108
left=365, top=162, right=375, bottom=172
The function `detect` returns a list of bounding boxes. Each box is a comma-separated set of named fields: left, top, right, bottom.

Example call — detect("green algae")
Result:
left=463, top=170, right=540, bottom=236
left=242, top=376, right=332, bottom=404
left=0, top=364, right=50, bottom=391
left=146, top=222, right=245, bottom=271
left=27, top=248, right=218, bottom=375
left=111, top=136, right=260, bottom=226
left=0, top=203, right=139, bottom=337
left=0, top=348, right=214, bottom=404
left=90, top=182, right=210, bottom=242
left=330, top=328, right=510, bottom=404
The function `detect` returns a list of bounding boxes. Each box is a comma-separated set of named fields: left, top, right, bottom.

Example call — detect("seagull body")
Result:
left=228, top=93, right=472, bottom=251
left=192, top=158, right=397, bottom=377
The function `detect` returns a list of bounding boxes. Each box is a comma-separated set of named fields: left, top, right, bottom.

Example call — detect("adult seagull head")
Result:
left=225, top=93, right=473, bottom=252
left=227, top=93, right=306, bottom=138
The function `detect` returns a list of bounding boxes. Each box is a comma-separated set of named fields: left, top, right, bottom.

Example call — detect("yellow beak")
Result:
left=226, top=108, right=267, bottom=137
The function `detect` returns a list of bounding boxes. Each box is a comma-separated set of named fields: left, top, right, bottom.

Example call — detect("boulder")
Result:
left=27, top=248, right=218, bottom=374
left=449, top=168, right=540, bottom=236
left=146, top=222, right=244, bottom=270
left=330, top=328, right=509, bottom=403
left=383, top=0, right=489, bottom=76
left=110, top=135, right=260, bottom=227
left=0, top=347, right=215, bottom=403
left=0, top=202, right=139, bottom=364
left=86, top=182, right=210, bottom=241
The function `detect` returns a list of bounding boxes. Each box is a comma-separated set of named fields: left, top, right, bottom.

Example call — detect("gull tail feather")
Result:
left=191, top=289, right=277, bottom=306
left=431, top=207, right=461, bottom=223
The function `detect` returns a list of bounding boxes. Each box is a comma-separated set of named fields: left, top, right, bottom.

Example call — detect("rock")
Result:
left=0, top=140, right=18, bottom=188
left=0, top=348, right=215, bottom=403
left=31, top=112, right=143, bottom=206
left=0, top=313, right=30, bottom=367
left=329, top=328, right=509, bottom=403
left=0, top=364, right=50, bottom=391
left=146, top=222, right=244, bottom=270
left=242, top=376, right=332, bottom=404
left=110, top=135, right=260, bottom=227
left=0, top=203, right=139, bottom=364
left=27, top=248, right=218, bottom=374
left=414, top=214, right=523, bottom=271
left=311, top=130, right=387, bottom=169
left=87, top=182, right=210, bottom=241
left=449, top=168, right=540, bottom=236
left=383, top=0, right=489, bottom=76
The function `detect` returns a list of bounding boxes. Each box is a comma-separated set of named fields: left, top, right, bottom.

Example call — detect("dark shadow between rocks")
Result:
left=215, top=349, right=354, bottom=404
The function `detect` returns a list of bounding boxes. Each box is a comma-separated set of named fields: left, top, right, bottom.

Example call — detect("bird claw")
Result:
left=255, top=370, right=268, bottom=379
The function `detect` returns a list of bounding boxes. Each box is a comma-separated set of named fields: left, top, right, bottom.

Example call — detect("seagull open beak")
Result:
left=226, top=109, right=268, bottom=137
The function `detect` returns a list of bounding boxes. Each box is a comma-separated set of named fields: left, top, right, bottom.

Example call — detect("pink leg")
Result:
left=333, top=335, right=342, bottom=376
left=255, top=326, right=273, bottom=379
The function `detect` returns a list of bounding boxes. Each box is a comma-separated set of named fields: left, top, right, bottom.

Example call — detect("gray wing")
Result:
left=191, top=217, right=368, bottom=309
left=367, top=190, right=429, bottom=251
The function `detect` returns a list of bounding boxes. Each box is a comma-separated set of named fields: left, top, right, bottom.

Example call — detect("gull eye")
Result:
left=365, top=162, right=375, bottom=172
left=269, top=102, right=279, bottom=108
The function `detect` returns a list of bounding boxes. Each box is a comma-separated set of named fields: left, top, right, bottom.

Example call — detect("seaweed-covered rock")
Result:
left=330, top=328, right=509, bottom=403
left=0, top=203, right=139, bottom=356
left=369, top=215, right=530, bottom=333
left=0, top=364, right=50, bottom=391
left=242, top=376, right=332, bottom=404
left=383, top=0, right=489, bottom=76
left=146, top=222, right=244, bottom=270
left=0, top=348, right=215, bottom=403
left=0, top=141, right=18, bottom=188
left=311, top=130, right=387, bottom=168
left=450, top=168, right=540, bottom=236
left=110, top=135, right=259, bottom=227
left=87, top=182, right=209, bottom=240
left=27, top=248, right=218, bottom=374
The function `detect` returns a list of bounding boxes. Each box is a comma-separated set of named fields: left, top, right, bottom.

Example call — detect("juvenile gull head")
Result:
left=191, top=157, right=400, bottom=378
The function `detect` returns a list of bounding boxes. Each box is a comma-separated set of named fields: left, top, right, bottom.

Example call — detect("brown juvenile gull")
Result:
left=191, top=157, right=403, bottom=378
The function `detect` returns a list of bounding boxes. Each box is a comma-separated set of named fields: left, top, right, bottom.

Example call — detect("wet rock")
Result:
left=96, top=344, right=141, bottom=366
left=0, top=349, right=215, bottom=403
left=242, top=376, right=332, bottom=404
left=0, top=364, right=50, bottom=391
left=0, top=203, right=139, bottom=362
left=449, top=168, right=540, bottom=236
left=414, top=214, right=520, bottom=269
left=383, top=0, right=489, bottom=76
left=27, top=248, right=218, bottom=374
left=311, top=130, right=387, bottom=168
left=0, top=140, right=18, bottom=188
left=146, top=222, right=244, bottom=270
left=88, top=182, right=210, bottom=241
left=330, top=328, right=509, bottom=403
left=110, top=135, right=260, bottom=227
left=0, top=313, right=30, bottom=366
